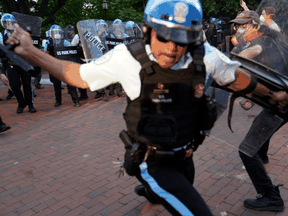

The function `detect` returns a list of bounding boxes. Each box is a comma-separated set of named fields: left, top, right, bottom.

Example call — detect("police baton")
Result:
left=0, top=43, right=34, bottom=74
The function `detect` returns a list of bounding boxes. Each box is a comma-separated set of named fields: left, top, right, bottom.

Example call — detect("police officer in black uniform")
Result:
left=67, top=24, right=90, bottom=101
left=0, top=13, right=36, bottom=114
left=44, top=25, right=81, bottom=107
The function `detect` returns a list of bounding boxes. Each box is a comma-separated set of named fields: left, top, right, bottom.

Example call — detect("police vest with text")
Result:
left=124, top=41, right=213, bottom=149
left=50, top=39, right=80, bottom=63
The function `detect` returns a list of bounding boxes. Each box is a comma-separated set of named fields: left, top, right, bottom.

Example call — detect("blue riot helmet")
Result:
left=50, top=24, right=64, bottom=40
left=144, top=0, right=203, bottom=44
left=125, top=21, right=136, bottom=37
left=96, top=19, right=108, bottom=37
left=112, top=19, right=124, bottom=38
left=1, top=13, right=17, bottom=32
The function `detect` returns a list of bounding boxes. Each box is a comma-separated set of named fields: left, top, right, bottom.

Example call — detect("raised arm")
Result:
left=6, top=24, right=89, bottom=89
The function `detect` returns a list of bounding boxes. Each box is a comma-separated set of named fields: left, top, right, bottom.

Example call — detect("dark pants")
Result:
left=239, top=120, right=287, bottom=194
left=7, top=65, right=34, bottom=107
left=110, top=83, right=122, bottom=94
left=78, top=88, right=88, bottom=97
left=33, top=66, right=42, bottom=86
left=136, top=156, right=213, bottom=216
left=49, top=74, right=79, bottom=104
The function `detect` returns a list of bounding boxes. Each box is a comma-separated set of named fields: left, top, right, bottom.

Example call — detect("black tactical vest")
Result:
left=124, top=41, right=206, bottom=149
left=49, top=39, right=65, bottom=57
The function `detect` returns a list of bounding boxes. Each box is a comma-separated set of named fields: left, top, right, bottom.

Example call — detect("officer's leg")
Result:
left=239, top=151, right=284, bottom=211
left=19, top=67, right=34, bottom=107
left=258, top=121, right=287, bottom=163
left=78, top=88, right=88, bottom=100
left=67, top=85, right=80, bottom=106
left=50, top=74, right=62, bottom=104
left=34, top=67, right=43, bottom=89
left=136, top=159, right=213, bottom=216
left=109, top=84, right=115, bottom=95
left=100, top=88, right=109, bottom=101
left=7, top=66, right=26, bottom=108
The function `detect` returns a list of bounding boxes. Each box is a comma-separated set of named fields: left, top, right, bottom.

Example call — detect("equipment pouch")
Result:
left=119, top=130, right=146, bottom=176
left=201, top=81, right=218, bottom=132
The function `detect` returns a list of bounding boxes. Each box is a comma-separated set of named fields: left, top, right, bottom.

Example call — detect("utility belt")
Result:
left=119, top=130, right=205, bottom=176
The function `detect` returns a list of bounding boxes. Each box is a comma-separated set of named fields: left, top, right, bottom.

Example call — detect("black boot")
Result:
left=134, top=185, right=160, bottom=204
left=244, top=184, right=284, bottom=212
left=103, top=93, right=109, bottom=102
left=94, top=92, right=101, bottom=99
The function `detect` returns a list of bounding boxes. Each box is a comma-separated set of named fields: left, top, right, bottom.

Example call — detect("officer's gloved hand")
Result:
left=47, top=38, right=54, bottom=53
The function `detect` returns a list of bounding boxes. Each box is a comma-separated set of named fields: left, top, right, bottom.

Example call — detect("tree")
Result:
left=0, top=0, right=69, bottom=27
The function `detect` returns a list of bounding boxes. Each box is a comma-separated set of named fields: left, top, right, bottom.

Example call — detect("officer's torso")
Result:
left=124, top=45, right=206, bottom=149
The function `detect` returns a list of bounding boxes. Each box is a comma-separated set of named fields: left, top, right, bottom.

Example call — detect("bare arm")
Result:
left=6, top=24, right=89, bottom=89
left=227, top=67, right=288, bottom=109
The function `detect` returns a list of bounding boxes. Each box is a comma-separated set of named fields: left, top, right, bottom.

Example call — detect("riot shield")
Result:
left=12, top=12, right=42, bottom=48
left=106, top=21, right=124, bottom=50
left=123, top=21, right=137, bottom=45
left=212, top=0, right=288, bottom=156
left=77, top=19, right=107, bottom=62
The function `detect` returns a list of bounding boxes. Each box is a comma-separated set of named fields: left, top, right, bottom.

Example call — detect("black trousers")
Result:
left=7, top=65, right=34, bottom=107
left=110, top=83, right=122, bottom=94
left=78, top=88, right=88, bottom=97
left=33, top=66, right=42, bottom=86
left=49, top=74, right=79, bottom=104
left=239, top=120, right=287, bottom=194
left=135, top=156, right=213, bottom=216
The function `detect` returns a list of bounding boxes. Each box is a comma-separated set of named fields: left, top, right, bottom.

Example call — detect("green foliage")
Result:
left=200, top=0, right=262, bottom=19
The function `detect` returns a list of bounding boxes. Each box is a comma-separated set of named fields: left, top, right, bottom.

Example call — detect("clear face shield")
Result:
left=51, top=29, right=64, bottom=41
left=113, top=23, right=124, bottom=38
left=96, top=23, right=107, bottom=37
left=46, top=30, right=51, bottom=38
left=3, top=19, right=17, bottom=33
left=125, top=26, right=135, bottom=37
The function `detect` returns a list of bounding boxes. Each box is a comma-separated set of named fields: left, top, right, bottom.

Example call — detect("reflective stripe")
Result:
left=172, top=142, right=191, bottom=151
left=140, top=162, right=194, bottom=216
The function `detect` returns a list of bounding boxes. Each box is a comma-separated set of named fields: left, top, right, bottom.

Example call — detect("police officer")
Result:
left=67, top=24, right=89, bottom=101
left=124, top=21, right=136, bottom=38
left=108, top=19, right=125, bottom=97
left=7, top=0, right=288, bottom=214
left=0, top=13, right=36, bottom=114
left=94, top=20, right=109, bottom=101
left=44, top=25, right=81, bottom=107
left=0, top=116, right=10, bottom=133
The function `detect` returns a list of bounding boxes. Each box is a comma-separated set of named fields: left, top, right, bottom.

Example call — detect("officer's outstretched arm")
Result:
left=227, top=67, right=288, bottom=109
left=6, top=24, right=89, bottom=89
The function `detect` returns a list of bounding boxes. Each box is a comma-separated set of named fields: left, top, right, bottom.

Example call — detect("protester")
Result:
left=230, top=10, right=287, bottom=212
left=260, top=6, right=281, bottom=32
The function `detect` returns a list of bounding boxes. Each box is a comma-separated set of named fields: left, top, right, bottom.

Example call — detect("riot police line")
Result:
left=2, top=0, right=288, bottom=214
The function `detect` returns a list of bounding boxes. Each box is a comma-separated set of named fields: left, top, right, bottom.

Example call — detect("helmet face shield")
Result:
left=113, top=23, right=124, bottom=38
left=96, top=23, right=107, bottom=35
left=148, top=19, right=202, bottom=44
left=51, top=29, right=63, bottom=40
left=3, top=19, right=16, bottom=31
left=125, top=26, right=135, bottom=37
left=144, top=0, right=203, bottom=44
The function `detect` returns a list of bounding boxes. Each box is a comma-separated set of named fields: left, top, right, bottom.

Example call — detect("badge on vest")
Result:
left=151, top=83, right=173, bottom=103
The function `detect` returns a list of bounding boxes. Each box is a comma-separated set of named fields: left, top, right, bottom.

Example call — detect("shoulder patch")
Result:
left=93, top=49, right=114, bottom=65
